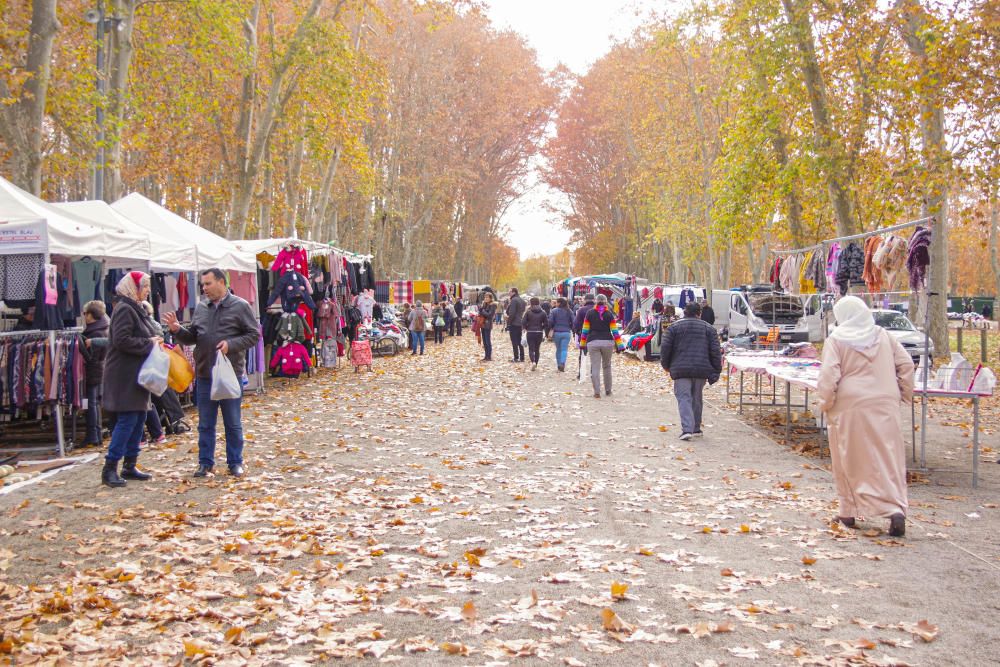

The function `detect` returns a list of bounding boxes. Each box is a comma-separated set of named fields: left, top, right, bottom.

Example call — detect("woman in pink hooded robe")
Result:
left=817, top=296, right=914, bottom=537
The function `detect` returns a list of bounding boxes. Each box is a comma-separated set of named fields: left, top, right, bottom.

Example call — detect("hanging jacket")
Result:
left=266, top=271, right=316, bottom=313
left=316, top=298, right=341, bottom=340
left=862, top=235, right=885, bottom=294
left=275, top=312, right=310, bottom=343
left=799, top=250, right=816, bottom=294
left=272, top=247, right=309, bottom=277
left=907, top=226, right=932, bottom=290
left=269, top=341, right=310, bottom=378
left=875, top=234, right=908, bottom=288
left=835, top=242, right=865, bottom=294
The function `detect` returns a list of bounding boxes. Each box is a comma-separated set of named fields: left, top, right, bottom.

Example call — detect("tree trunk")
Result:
left=0, top=0, right=59, bottom=195
left=781, top=0, right=858, bottom=238
left=103, top=0, right=138, bottom=202
left=894, top=0, right=951, bottom=358
left=990, top=181, right=1000, bottom=307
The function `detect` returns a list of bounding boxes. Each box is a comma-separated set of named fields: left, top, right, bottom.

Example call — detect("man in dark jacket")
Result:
left=164, top=268, right=260, bottom=478
left=454, top=299, right=464, bottom=336
left=573, top=294, right=596, bottom=338
left=700, top=299, right=716, bottom=326
left=506, top=288, right=527, bottom=362
left=660, top=302, right=722, bottom=440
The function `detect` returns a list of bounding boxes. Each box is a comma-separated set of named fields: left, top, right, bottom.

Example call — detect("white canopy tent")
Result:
left=54, top=200, right=199, bottom=273
left=0, top=177, right=151, bottom=268
left=233, top=238, right=331, bottom=258
left=111, top=193, right=256, bottom=273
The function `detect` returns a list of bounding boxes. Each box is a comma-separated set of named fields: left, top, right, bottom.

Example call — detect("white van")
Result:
left=714, top=289, right=817, bottom=342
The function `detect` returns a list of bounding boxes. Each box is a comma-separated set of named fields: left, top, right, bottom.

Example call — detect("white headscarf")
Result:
left=829, top=295, right=879, bottom=350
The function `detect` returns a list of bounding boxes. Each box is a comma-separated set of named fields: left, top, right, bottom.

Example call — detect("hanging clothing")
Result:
left=229, top=271, right=257, bottom=305
left=266, top=271, right=316, bottom=313
left=874, top=234, right=907, bottom=289
left=275, top=312, right=310, bottom=343
left=862, top=236, right=885, bottom=294
left=678, top=288, right=696, bottom=308
left=272, top=246, right=309, bottom=277
left=798, top=250, right=817, bottom=294
left=779, top=254, right=802, bottom=294
left=825, top=243, right=841, bottom=296
left=770, top=258, right=784, bottom=291
left=906, top=227, right=932, bottom=291
left=355, top=293, right=375, bottom=320
left=316, top=299, right=341, bottom=340
left=269, top=341, right=310, bottom=378
left=835, top=242, right=865, bottom=295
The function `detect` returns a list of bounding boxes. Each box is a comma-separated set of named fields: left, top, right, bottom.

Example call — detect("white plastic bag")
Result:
left=210, top=350, right=242, bottom=400
left=137, top=344, right=170, bottom=396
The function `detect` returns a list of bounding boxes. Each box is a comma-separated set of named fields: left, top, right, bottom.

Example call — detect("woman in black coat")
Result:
left=101, top=272, right=161, bottom=487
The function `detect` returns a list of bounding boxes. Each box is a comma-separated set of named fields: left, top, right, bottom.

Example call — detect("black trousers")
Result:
left=508, top=325, right=524, bottom=360
left=526, top=331, right=543, bottom=364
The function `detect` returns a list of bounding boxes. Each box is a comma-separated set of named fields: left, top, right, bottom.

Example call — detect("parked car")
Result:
left=872, top=309, right=934, bottom=362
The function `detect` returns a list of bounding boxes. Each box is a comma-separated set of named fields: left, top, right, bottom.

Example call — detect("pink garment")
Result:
left=228, top=271, right=257, bottom=304
left=272, top=247, right=309, bottom=277
left=269, top=341, right=311, bottom=377
left=816, top=330, right=914, bottom=519
left=316, top=298, right=341, bottom=339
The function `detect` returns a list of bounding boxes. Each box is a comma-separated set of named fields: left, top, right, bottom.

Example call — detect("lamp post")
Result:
left=84, top=1, right=124, bottom=201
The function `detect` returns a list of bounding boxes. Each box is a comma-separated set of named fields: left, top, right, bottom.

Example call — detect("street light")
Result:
left=84, top=1, right=125, bottom=201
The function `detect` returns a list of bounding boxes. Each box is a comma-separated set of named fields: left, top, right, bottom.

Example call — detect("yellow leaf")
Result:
left=410, top=496, right=424, bottom=504
left=802, top=555, right=817, bottom=566
left=600, top=608, right=634, bottom=634
left=658, top=425, right=668, bottom=432
left=224, top=627, right=243, bottom=644
left=464, top=551, right=481, bottom=567
left=721, top=568, right=734, bottom=577
left=740, top=524, right=751, bottom=533
left=440, top=642, right=469, bottom=655
left=461, top=600, right=478, bottom=623
left=702, top=526, right=712, bottom=533
left=610, top=581, right=628, bottom=600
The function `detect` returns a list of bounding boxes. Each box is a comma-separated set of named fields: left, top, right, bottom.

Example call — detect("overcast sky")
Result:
left=484, top=0, right=657, bottom=259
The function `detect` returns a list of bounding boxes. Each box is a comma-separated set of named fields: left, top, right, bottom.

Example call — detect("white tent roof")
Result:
left=111, top=193, right=256, bottom=273
left=0, top=177, right=150, bottom=268
left=54, top=200, right=199, bottom=273
left=233, top=237, right=331, bottom=257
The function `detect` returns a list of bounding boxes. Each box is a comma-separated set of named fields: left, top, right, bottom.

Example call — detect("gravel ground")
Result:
left=0, top=333, right=997, bottom=665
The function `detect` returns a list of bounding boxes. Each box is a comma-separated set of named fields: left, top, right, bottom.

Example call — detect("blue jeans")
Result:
left=482, top=327, right=493, bottom=359
left=553, top=332, right=571, bottom=366
left=195, top=379, right=244, bottom=469
left=106, top=410, right=144, bottom=462
left=410, top=330, right=425, bottom=354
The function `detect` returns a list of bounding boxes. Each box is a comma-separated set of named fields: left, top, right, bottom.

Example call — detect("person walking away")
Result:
left=816, top=295, right=914, bottom=537
left=506, top=288, right=526, bottom=362
left=579, top=294, right=624, bottom=398
left=163, top=268, right=261, bottom=478
left=454, top=299, right=465, bottom=336
left=445, top=300, right=457, bottom=336
left=573, top=294, right=596, bottom=338
left=541, top=299, right=553, bottom=339
left=523, top=297, right=547, bottom=370
left=81, top=300, right=110, bottom=447
left=431, top=303, right=446, bottom=344
left=101, top=272, right=161, bottom=487
left=548, top=297, right=574, bottom=372
left=478, top=293, right=497, bottom=361
left=407, top=301, right=428, bottom=355
left=660, top=301, right=722, bottom=441
left=700, top=299, right=715, bottom=326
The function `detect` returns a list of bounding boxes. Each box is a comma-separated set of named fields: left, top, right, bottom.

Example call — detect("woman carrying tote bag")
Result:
left=101, top=272, right=162, bottom=488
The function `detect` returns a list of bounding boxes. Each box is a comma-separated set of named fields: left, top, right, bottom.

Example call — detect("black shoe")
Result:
left=229, top=465, right=245, bottom=478
left=121, top=456, right=151, bottom=481
left=888, top=513, right=905, bottom=537
left=101, top=461, right=127, bottom=488
left=838, top=516, right=856, bottom=528
left=171, top=419, right=191, bottom=434
left=605, top=390, right=611, bottom=396
left=193, top=464, right=214, bottom=478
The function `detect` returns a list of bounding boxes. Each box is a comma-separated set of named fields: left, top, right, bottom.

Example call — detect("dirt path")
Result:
left=1, top=333, right=998, bottom=665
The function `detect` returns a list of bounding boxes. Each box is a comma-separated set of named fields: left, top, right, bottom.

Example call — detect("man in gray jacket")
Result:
left=505, top=288, right=526, bottom=362
left=163, top=268, right=260, bottom=478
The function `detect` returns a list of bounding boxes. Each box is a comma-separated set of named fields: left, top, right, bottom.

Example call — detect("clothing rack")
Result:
left=771, top=216, right=935, bottom=256
left=0, top=328, right=83, bottom=458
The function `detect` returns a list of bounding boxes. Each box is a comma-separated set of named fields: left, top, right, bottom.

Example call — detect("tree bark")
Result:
left=780, top=0, right=859, bottom=238
left=0, top=0, right=59, bottom=195
left=894, top=0, right=951, bottom=358
left=990, top=181, right=1000, bottom=307
left=102, top=0, right=138, bottom=202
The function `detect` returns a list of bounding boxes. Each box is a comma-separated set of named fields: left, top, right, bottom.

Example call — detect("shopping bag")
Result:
left=210, top=350, right=242, bottom=400
left=165, top=345, right=194, bottom=393
left=137, top=344, right=170, bottom=396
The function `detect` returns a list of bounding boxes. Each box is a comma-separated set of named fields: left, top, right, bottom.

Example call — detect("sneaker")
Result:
left=692, top=431, right=704, bottom=438
left=153, top=434, right=167, bottom=444
left=679, top=432, right=693, bottom=441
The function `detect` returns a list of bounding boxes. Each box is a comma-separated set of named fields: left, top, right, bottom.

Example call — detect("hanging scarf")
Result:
left=828, top=295, right=879, bottom=350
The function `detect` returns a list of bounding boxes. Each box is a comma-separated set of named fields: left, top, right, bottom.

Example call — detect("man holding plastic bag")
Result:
left=164, top=268, right=260, bottom=478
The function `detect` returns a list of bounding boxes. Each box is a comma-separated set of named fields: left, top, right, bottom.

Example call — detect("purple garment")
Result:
left=906, top=226, right=932, bottom=291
